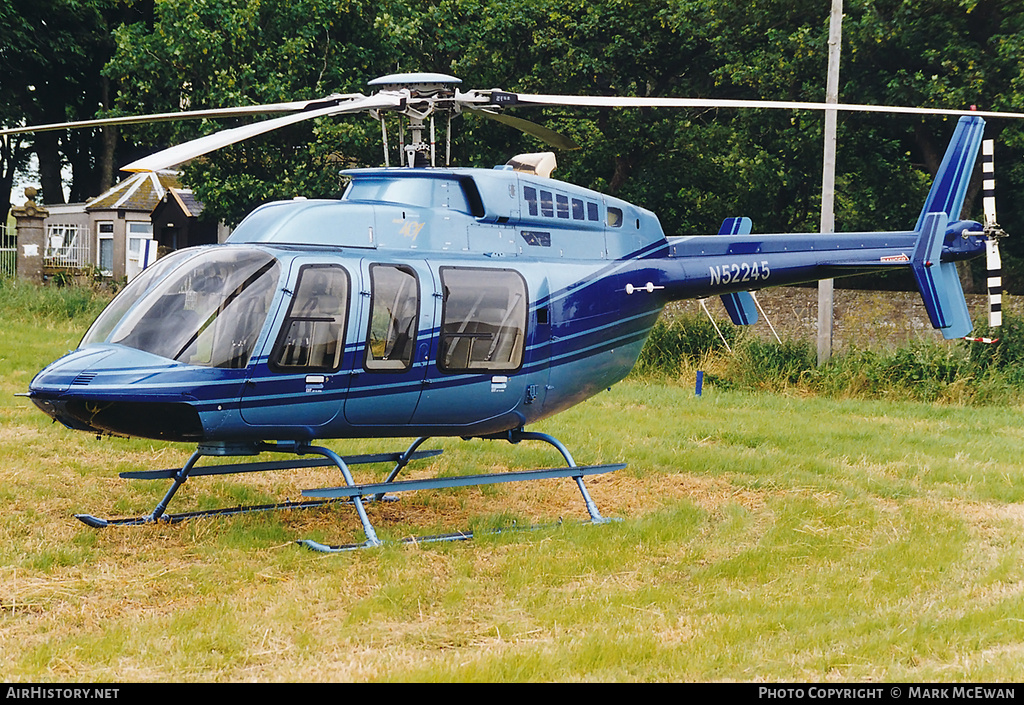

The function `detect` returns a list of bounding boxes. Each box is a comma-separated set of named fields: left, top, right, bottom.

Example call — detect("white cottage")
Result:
left=40, top=170, right=207, bottom=281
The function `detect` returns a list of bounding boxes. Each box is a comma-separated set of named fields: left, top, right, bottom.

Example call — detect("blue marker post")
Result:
left=695, top=371, right=704, bottom=397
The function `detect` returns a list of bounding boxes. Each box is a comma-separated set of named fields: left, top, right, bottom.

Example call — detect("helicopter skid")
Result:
left=116, top=450, right=443, bottom=481
left=74, top=445, right=441, bottom=530
left=298, top=516, right=622, bottom=553
left=74, top=497, right=359, bottom=528
left=299, top=459, right=625, bottom=550
left=302, top=463, right=624, bottom=501
left=73, top=431, right=625, bottom=551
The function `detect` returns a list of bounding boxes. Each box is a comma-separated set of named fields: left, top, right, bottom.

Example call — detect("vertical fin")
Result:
left=909, top=117, right=984, bottom=339
left=911, top=212, right=972, bottom=339
left=717, top=217, right=752, bottom=236
left=720, top=292, right=758, bottom=326
left=914, top=116, right=985, bottom=230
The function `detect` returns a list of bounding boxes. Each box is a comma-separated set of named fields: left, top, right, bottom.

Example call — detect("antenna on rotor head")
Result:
left=367, top=73, right=462, bottom=168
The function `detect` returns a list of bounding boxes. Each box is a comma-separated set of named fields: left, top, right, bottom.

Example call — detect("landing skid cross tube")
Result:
left=298, top=430, right=624, bottom=552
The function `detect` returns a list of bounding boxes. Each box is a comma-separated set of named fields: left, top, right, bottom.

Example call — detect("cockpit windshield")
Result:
left=82, top=248, right=280, bottom=368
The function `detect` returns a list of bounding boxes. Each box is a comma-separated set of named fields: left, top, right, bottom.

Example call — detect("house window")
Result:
left=97, top=222, right=114, bottom=276
left=127, top=222, right=155, bottom=280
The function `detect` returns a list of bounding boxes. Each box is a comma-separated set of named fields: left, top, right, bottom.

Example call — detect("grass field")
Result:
left=3, top=288, right=1024, bottom=682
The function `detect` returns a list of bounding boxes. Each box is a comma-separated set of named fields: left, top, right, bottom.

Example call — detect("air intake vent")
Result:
left=71, top=373, right=98, bottom=386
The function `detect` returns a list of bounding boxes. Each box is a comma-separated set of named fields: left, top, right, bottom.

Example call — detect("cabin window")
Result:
left=556, top=194, right=570, bottom=219
left=520, top=230, right=551, bottom=247
left=607, top=207, right=623, bottom=227
left=523, top=186, right=538, bottom=216
left=365, top=264, right=419, bottom=371
left=271, top=265, right=349, bottom=371
left=82, top=247, right=197, bottom=348
left=100, top=248, right=280, bottom=369
left=587, top=202, right=600, bottom=221
left=438, top=268, right=527, bottom=372
left=540, top=190, right=554, bottom=218
left=572, top=198, right=585, bottom=220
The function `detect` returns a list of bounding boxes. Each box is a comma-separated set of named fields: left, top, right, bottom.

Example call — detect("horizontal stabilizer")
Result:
left=911, top=212, right=972, bottom=339
left=717, top=217, right=758, bottom=325
left=721, top=291, right=759, bottom=325
left=718, top=217, right=752, bottom=236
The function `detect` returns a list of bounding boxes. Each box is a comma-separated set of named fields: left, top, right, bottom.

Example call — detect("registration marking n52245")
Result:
left=709, top=260, right=770, bottom=286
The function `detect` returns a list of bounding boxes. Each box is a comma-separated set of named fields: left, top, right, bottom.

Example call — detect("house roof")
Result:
left=170, top=188, right=204, bottom=217
left=86, top=171, right=181, bottom=212
left=152, top=187, right=206, bottom=220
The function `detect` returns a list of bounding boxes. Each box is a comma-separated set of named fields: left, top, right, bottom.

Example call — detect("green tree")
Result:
left=106, top=0, right=396, bottom=225
left=0, top=0, right=148, bottom=210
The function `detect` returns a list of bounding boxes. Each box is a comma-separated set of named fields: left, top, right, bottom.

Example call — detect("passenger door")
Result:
left=411, top=265, right=529, bottom=427
left=240, top=260, right=351, bottom=430
left=343, top=260, right=433, bottom=426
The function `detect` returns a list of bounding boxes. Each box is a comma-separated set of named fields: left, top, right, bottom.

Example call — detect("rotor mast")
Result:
left=367, top=73, right=463, bottom=168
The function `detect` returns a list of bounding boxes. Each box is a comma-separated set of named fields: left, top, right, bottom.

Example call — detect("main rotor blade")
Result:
left=0, top=95, right=364, bottom=137
left=465, top=107, right=580, bottom=150
left=482, top=91, right=1024, bottom=121
left=120, top=94, right=401, bottom=172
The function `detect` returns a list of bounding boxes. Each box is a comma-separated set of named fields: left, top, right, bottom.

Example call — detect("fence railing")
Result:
left=0, top=224, right=15, bottom=278
left=43, top=223, right=89, bottom=269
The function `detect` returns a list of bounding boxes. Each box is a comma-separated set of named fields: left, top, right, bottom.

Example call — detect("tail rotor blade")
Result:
left=986, top=238, right=1002, bottom=328
left=981, top=139, right=1004, bottom=328
left=982, top=139, right=997, bottom=228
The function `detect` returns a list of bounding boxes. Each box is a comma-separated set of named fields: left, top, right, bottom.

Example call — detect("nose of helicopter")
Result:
left=29, top=344, right=208, bottom=441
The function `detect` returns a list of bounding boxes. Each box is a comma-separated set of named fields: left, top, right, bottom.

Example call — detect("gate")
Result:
left=44, top=223, right=88, bottom=270
left=0, top=224, right=15, bottom=278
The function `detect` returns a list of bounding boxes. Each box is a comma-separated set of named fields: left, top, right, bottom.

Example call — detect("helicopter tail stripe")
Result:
left=914, top=115, right=985, bottom=230
left=911, top=211, right=972, bottom=339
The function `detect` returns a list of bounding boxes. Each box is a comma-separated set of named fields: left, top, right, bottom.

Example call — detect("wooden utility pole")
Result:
left=817, top=0, right=844, bottom=366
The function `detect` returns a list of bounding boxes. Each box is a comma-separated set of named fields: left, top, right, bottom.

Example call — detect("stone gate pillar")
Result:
left=11, top=187, right=48, bottom=284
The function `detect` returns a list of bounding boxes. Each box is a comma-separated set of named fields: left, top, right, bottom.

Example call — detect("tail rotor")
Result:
left=964, top=138, right=1006, bottom=344
left=981, top=139, right=1005, bottom=329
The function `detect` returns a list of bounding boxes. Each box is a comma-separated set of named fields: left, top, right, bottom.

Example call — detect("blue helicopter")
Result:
left=14, top=74, right=1013, bottom=550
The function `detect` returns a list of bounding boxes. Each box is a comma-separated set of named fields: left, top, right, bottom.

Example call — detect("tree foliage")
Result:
left=0, top=0, right=149, bottom=212
left=105, top=0, right=396, bottom=225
